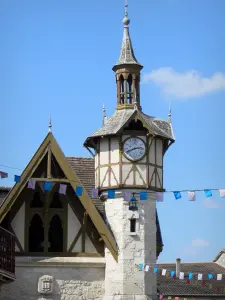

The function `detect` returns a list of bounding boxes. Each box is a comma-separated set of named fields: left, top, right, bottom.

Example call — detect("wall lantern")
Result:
left=129, top=193, right=138, bottom=211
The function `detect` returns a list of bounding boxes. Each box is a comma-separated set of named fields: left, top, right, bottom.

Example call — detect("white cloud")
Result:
left=143, top=67, right=225, bottom=98
left=203, top=198, right=224, bottom=208
left=191, top=238, right=209, bottom=247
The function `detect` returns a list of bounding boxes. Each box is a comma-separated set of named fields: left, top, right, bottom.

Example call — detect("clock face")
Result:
left=123, top=137, right=146, bottom=161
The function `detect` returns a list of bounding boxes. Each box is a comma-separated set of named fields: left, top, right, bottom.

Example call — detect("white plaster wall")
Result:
left=103, top=191, right=157, bottom=300
left=136, top=165, right=147, bottom=185
left=0, top=260, right=105, bottom=300
left=67, top=204, right=97, bottom=253
left=122, top=165, right=133, bottom=185
left=110, top=138, right=119, bottom=163
left=100, top=140, right=109, bottom=165
left=215, top=253, right=225, bottom=267
left=149, top=139, right=155, bottom=164
left=111, top=165, right=120, bottom=186
left=67, top=204, right=80, bottom=251
left=11, top=203, right=25, bottom=250
left=100, top=167, right=109, bottom=187
left=156, top=139, right=163, bottom=166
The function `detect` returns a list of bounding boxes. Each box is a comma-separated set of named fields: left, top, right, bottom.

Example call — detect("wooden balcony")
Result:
left=0, top=227, right=15, bottom=283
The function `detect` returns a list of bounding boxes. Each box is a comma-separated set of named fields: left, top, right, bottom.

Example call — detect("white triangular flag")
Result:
left=188, top=191, right=196, bottom=201
left=217, top=274, right=222, bottom=280
left=144, top=265, right=149, bottom=272
left=59, top=184, right=67, bottom=195
left=198, top=273, right=203, bottom=280
left=162, top=269, right=167, bottom=276
left=179, top=272, right=184, bottom=279
left=219, top=189, right=225, bottom=198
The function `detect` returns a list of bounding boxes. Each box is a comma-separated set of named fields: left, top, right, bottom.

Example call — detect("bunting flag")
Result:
left=108, top=189, right=115, bottom=199
left=2, top=167, right=225, bottom=204
left=189, top=273, right=193, bottom=280
left=124, top=191, right=131, bottom=201
left=59, top=184, right=67, bottom=195
left=154, top=267, right=158, bottom=274
left=28, top=178, right=36, bottom=190
left=170, top=271, right=175, bottom=278
left=144, top=265, right=149, bottom=272
left=159, top=295, right=163, bottom=300
left=173, top=191, right=182, bottom=200
left=0, top=171, right=8, bottom=178
left=219, top=189, right=225, bottom=198
left=208, top=273, right=213, bottom=279
left=14, top=175, right=21, bottom=183
left=217, top=274, right=222, bottom=280
left=204, top=189, right=212, bottom=197
left=91, top=188, right=99, bottom=199
left=162, top=269, right=167, bottom=276
left=179, top=272, right=184, bottom=280
left=188, top=191, right=196, bottom=201
left=44, top=182, right=53, bottom=191
left=140, top=191, right=148, bottom=200
left=198, top=273, right=203, bottom=280
left=139, top=264, right=143, bottom=271
left=75, top=186, right=83, bottom=197
left=156, top=192, right=164, bottom=202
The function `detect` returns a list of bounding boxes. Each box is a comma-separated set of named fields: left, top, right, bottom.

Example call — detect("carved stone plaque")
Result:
left=38, top=275, right=54, bottom=295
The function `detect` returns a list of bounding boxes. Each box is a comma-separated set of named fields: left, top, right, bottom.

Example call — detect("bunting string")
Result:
left=1, top=166, right=225, bottom=201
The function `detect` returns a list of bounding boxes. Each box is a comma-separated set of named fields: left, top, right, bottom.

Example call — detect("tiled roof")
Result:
left=66, top=157, right=104, bottom=213
left=84, top=109, right=175, bottom=145
left=157, top=262, right=225, bottom=296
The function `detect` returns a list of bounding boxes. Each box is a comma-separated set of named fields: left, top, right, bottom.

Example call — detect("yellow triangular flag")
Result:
left=165, top=271, right=169, bottom=278
left=168, top=297, right=172, bottom=300
left=209, top=284, right=212, bottom=289
left=184, top=298, right=188, bottom=300
left=223, top=287, right=225, bottom=293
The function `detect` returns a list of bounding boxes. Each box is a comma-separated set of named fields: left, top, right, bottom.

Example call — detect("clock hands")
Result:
left=126, top=147, right=144, bottom=153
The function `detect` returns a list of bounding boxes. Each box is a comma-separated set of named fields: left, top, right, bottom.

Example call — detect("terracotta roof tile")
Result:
left=157, top=262, right=225, bottom=296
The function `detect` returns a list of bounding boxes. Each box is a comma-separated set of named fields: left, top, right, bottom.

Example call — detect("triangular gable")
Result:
left=0, top=132, right=118, bottom=261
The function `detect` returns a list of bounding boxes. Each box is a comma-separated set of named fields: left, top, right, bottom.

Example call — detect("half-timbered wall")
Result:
left=95, top=134, right=164, bottom=190
left=67, top=204, right=97, bottom=253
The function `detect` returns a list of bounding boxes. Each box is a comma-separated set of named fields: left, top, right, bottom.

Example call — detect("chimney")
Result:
left=176, top=258, right=181, bottom=277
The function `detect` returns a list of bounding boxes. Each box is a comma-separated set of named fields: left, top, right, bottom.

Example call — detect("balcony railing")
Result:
left=0, top=226, right=15, bottom=281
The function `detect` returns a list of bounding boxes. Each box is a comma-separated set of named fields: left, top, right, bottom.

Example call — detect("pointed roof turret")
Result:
left=113, top=1, right=143, bottom=71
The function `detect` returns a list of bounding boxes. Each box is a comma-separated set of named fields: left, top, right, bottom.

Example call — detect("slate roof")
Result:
left=157, top=262, right=225, bottom=296
left=84, top=109, right=175, bottom=146
left=66, top=157, right=104, bottom=213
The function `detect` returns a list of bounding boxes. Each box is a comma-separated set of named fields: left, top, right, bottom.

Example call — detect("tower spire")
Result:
left=168, top=100, right=172, bottom=121
left=113, top=1, right=142, bottom=69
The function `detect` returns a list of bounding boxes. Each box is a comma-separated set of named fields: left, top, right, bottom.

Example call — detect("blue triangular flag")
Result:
left=76, top=186, right=83, bottom=196
left=108, top=190, right=115, bottom=199
left=139, top=264, right=143, bottom=270
left=204, top=189, right=212, bottom=197
left=44, top=182, right=53, bottom=191
left=170, top=270, right=175, bottom=277
left=189, top=272, right=193, bottom=280
left=140, top=191, right=148, bottom=200
left=208, top=273, right=213, bottom=279
left=154, top=267, right=158, bottom=274
left=173, top=191, right=182, bottom=200
left=14, top=175, right=21, bottom=183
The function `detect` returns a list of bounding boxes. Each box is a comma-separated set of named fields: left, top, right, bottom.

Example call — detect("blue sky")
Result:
left=1, top=0, right=225, bottom=263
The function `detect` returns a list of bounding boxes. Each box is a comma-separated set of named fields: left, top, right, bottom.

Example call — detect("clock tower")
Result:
left=84, top=4, right=175, bottom=300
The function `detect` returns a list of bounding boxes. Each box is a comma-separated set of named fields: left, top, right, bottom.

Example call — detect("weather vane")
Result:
left=125, top=0, right=128, bottom=16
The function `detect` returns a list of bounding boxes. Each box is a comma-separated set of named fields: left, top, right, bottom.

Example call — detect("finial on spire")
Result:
left=102, top=104, right=107, bottom=126
left=168, top=101, right=172, bottom=121
left=123, top=0, right=130, bottom=26
left=48, top=115, right=52, bottom=133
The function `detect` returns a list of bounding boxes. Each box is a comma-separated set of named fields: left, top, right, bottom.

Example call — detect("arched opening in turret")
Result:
left=124, top=119, right=148, bottom=133
left=135, top=76, right=140, bottom=103
left=126, top=74, right=133, bottom=104
left=119, top=75, right=125, bottom=104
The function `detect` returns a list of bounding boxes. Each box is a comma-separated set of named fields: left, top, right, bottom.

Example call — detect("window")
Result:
left=120, top=75, right=125, bottom=104
left=130, top=219, right=136, bottom=233
left=27, top=191, right=66, bottom=253
left=127, top=74, right=133, bottom=104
